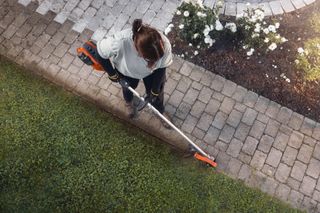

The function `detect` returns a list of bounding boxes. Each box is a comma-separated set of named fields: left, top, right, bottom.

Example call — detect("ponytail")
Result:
left=132, top=19, right=143, bottom=39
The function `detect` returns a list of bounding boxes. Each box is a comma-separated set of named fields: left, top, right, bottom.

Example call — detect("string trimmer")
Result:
left=77, top=40, right=217, bottom=168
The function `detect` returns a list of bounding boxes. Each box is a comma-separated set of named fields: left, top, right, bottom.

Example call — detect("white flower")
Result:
left=254, top=23, right=261, bottom=33
left=286, top=78, right=291, bottom=83
left=164, top=24, right=174, bottom=35
left=249, top=15, right=258, bottom=23
left=268, top=43, right=277, bottom=51
left=176, top=10, right=181, bottom=15
left=203, top=25, right=211, bottom=36
left=204, top=36, right=212, bottom=44
left=242, top=45, right=248, bottom=49
left=181, top=53, right=185, bottom=58
left=178, top=24, right=184, bottom=29
left=204, top=36, right=215, bottom=47
left=268, top=25, right=276, bottom=33
left=275, top=34, right=281, bottom=39
left=215, top=20, right=223, bottom=31
left=189, top=43, right=193, bottom=46
left=275, top=22, right=280, bottom=29
left=251, top=33, right=259, bottom=38
left=197, top=45, right=200, bottom=49
left=225, top=22, right=237, bottom=33
left=194, top=50, right=199, bottom=55
left=197, top=12, right=207, bottom=17
left=193, top=33, right=199, bottom=39
left=263, top=28, right=270, bottom=34
left=184, top=11, right=190, bottom=17
left=245, top=25, right=251, bottom=30
left=297, top=47, right=304, bottom=55
left=216, top=1, right=223, bottom=7
left=255, top=9, right=265, bottom=21
left=295, top=59, right=299, bottom=64
left=246, top=48, right=255, bottom=56
left=264, top=38, right=269, bottom=43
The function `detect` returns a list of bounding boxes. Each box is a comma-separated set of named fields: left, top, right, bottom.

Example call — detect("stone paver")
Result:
left=297, top=144, right=314, bottom=164
left=258, top=134, right=274, bottom=153
left=306, top=158, right=320, bottom=179
left=289, top=131, right=304, bottom=149
left=249, top=120, right=266, bottom=139
left=250, top=150, right=267, bottom=170
left=273, top=131, right=290, bottom=151
left=300, top=176, right=316, bottom=196
left=281, top=0, right=296, bottom=12
left=3, top=0, right=320, bottom=212
left=242, top=136, right=259, bottom=155
left=291, top=161, right=307, bottom=181
left=266, top=148, right=283, bottom=168
left=282, top=146, right=298, bottom=166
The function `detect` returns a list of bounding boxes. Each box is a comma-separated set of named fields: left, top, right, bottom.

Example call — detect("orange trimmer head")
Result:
left=194, top=152, right=217, bottom=167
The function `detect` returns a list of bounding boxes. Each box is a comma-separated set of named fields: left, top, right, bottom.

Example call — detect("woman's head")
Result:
left=132, top=19, right=164, bottom=68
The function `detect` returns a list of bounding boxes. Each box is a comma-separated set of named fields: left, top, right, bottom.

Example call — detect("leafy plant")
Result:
left=310, top=13, right=320, bottom=33
left=167, top=1, right=224, bottom=49
left=235, top=6, right=287, bottom=56
left=295, top=38, right=320, bottom=81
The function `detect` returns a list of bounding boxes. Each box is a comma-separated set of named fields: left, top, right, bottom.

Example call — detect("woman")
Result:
left=96, top=19, right=173, bottom=127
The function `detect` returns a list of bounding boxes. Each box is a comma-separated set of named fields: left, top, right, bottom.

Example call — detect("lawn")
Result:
left=0, top=55, right=301, bottom=212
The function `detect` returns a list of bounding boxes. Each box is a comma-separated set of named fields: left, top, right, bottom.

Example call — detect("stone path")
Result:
left=1, top=0, right=320, bottom=212
left=206, top=0, right=317, bottom=16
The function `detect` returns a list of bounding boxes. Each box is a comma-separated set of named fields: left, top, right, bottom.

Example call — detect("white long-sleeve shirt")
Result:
left=97, top=28, right=173, bottom=79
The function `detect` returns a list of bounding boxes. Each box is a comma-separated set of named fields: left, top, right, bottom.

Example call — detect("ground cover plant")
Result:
left=0, top=56, right=302, bottom=212
left=167, top=0, right=320, bottom=122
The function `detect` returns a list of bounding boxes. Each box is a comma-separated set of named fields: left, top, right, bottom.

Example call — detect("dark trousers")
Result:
left=97, top=55, right=166, bottom=113
left=120, top=70, right=166, bottom=114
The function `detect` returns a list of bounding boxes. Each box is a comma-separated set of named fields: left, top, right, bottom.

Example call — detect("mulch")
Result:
left=167, top=1, right=320, bottom=122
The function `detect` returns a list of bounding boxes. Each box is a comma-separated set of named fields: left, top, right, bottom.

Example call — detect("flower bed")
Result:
left=167, top=0, right=320, bottom=122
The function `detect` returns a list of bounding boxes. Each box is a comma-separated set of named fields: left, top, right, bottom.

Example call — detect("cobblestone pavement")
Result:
left=1, top=0, right=320, bottom=212
left=205, top=0, right=316, bottom=16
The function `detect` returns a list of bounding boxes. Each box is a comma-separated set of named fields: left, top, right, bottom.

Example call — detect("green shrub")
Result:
left=168, top=2, right=286, bottom=57
left=296, top=38, right=320, bottom=81
left=235, top=7, right=287, bottom=56
left=310, top=13, right=320, bottom=33
left=170, top=1, right=223, bottom=48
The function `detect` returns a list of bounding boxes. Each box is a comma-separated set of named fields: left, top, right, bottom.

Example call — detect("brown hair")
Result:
left=132, top=19, right=164, bottom=68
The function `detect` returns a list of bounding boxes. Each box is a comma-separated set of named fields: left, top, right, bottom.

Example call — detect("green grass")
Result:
left=0, top=56, right=301, bottom=213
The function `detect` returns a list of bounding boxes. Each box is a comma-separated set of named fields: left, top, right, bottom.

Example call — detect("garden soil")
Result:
left=168, top=1, right=320, bottom=122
